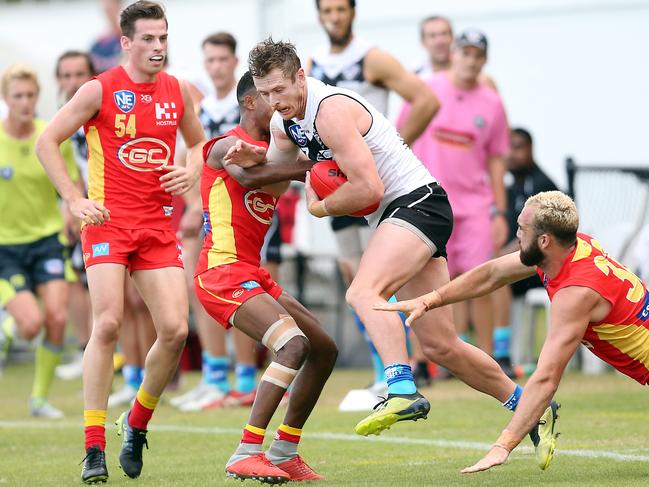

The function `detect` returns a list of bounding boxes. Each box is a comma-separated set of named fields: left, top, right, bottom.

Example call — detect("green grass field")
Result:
left=1, top=365, right=648, bottom=486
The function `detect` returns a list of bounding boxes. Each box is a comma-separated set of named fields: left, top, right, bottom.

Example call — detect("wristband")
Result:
left=494, top=429, right=520, bottom=452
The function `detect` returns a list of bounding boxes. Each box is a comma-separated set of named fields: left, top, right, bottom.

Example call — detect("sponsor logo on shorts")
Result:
left=117, top=137, right=171, bottom=172
left=113, top=90, right=136, bottom=113
left=288, top=124, right=308, bottom=147
left=83, top=252, right=91, bottom=263
left=177, top=243, right=183, bottom=262
left=636, top=291, right=649, bottom=322
left=163, top=205, right=174, bottom=217
left=92, top=242, right=110, bottom=257
left=240, top=280, right=261, bottom=290
left=43, top=258, right=64, bottom=275
left=0, top=167, right=13, bottom=180
left=232, top=289, right=244, bottom=298
left=244, top=190, right=275, bottom=225
left=9, top=273, right=26, bottom=289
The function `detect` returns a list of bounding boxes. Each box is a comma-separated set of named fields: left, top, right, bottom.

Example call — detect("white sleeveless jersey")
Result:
left=310, top=37, right=389, bottom=116
left=198, top=87, right=240, bottom=138
left=273, top=77, right=435, bottom=227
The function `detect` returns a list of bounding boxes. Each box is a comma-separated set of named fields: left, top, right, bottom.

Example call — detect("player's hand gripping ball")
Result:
left=309, top=160, right=379, bottom=217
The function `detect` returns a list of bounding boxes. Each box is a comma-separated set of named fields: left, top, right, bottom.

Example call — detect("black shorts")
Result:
left=378, top=183, right=453, bottom=259
left=261, top=213, right=282, bottom=265
left=0, top=233, right=67, bottom=303
left=330, top=215, right=368, bottom=232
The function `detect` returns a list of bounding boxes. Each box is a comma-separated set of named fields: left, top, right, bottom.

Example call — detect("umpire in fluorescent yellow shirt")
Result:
left=0, top=64, right=80, bottom=419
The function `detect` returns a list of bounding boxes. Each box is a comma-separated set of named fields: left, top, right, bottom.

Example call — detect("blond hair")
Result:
left=525, top=191, right=578, bottom=246
left=1, top=63, right=40, bottom=97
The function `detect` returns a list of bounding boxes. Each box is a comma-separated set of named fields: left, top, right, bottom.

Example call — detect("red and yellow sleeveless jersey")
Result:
left=196, top=126, right=276, bottom=273
left=83, top=66, right=184, bottom=230
left=537, top=233, right=649, bottom=384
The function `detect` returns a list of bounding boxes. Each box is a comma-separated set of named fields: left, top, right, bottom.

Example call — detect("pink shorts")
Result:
left=446, top=213, right=494, bottom=277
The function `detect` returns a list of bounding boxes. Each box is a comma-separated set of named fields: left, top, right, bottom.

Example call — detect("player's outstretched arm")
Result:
left=374, top=252, right=535, bottom=325
left=160, top=82, right=206, bottom=195
left=365, top=48, right=439, bottom=145
left=36, top=80, right=110, bottom=225
left=461, top=286, right=596, bottom=474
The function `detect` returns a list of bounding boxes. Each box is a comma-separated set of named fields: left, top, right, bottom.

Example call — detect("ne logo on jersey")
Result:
left=288, top=124, right=308, bottom=147
left=244, top=190, right=276, bottom=225
left=117, top=137, right=171, bottom=172
left=113, top=90, right=136, bottom=113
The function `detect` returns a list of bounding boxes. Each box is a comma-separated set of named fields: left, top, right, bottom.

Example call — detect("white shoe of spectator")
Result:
left=107, top=384, right=138, bottom=408
left=367, top=381, right=388, bottom=399
left=170, top=381, right=211, bottom=408
left=55, top=351, right=84, bottom=380
left=178, top=384, right=226, bottom=412
left=29, top=398, right=64, bottom=419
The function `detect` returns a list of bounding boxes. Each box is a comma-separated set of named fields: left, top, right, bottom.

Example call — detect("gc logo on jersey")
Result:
left=113, top=90, right=136, bottom=113
left=288, top=124, right=308, bottom=147
left=244, top=190, right=276, bottom=225
left=118, top=137, right=171, bottom=172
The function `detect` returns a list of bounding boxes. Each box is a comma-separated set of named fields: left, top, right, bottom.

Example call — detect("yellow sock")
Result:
left=135, top=387, right=159, bottom=410
left=84, top=409, right=107, bottom=428
left=31, top=342, right=63, bottom=400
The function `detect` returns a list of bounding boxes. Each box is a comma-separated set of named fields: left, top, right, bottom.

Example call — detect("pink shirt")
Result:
left=397, top=72, right=509, bottom=217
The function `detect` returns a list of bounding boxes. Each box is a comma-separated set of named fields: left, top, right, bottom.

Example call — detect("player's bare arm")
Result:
left=209, top=136, right=315, bottom=191
left=489, top=154, right=509, bottom=249
left=364, top=48, right=439, bottom=145
left=35, top=79, right=110, bottom=226
left=159, top=82, right=206, bottom=195
left=374, top=251, right=536, bottom=325
left=461, top=286, right=602, bottom=473
left=306, top=95, right=384, bottom=217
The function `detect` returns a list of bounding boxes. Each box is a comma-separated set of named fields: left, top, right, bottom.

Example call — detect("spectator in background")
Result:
left=416, top=15, right=497, bottom=90
left=89, top=0, right=123, bottom=73
left=53, top=51, right=95, bottom=382
left=308, top=0, right=439, bottom=401
left=397, top=30, right=509, bottom=357
left=493, top=128, right=558, bottom=371
left=0, top=64, right=80, bottom=418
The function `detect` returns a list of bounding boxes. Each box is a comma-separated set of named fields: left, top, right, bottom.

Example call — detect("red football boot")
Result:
left=274, top=455, right=325, bottom=481
left=226, top=453, right=290, bottom=484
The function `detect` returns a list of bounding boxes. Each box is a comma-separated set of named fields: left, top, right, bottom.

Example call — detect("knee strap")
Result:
left=260, top=361, right=299, bottom=389
left=261, top=314, right=306, bottom=354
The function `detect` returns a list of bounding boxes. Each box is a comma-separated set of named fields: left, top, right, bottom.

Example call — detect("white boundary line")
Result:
left=1, top=420, right=648, bottom=463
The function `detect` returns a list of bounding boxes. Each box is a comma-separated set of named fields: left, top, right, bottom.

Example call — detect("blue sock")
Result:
left=502, top=384, right=523, bottom=411
left=123, top=365, right=143, bottom=390
left=235, top=363, right=256, bottom=393
left=384, top=363, right=416, bottom=395
left=458, top=333, right=470, bottom=343
left=352, top=311, right=385, bottom=383
left=493, top=327, right=511, bottom=360
left=201, top=351, right=209, bottom=383
left=205, top=354, right=231, bottom=393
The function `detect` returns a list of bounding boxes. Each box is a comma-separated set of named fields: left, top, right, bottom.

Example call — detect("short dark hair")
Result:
left=512, top=127, right=533, bottom=146
left=420, top=15, right=453, bottom=40
left=315, top=0, right=356, bottom=10
left=120, top=1, right=167, bottom=39
left=55, top=51, right=96, bottom=78
left=236, top=71, right=256, bottom=107
left=248, top=37, right=301, bottom=81
left=202, top=32, right=237, bottom=55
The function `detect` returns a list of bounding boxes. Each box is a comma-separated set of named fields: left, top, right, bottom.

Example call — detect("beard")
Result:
left=519, top=239, right=545, bottom=266
left=328, top=25, right=353, bottom=47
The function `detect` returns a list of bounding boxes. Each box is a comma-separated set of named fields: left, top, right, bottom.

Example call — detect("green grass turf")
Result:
left=1, top=364, right=648, bottom=486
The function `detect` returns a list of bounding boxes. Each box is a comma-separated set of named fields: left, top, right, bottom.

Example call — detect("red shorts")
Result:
left=81, top=223, right=183, bottom=272
left=194, top=261, right=283, bottom=329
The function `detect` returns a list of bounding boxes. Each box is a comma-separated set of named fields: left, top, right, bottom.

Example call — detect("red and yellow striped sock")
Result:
left=128, top=388, right=159, bottom=430
left=276, top=424, right=302, bottom=444
left=84, top=409, right=107, bottom=451
left=241, top=424, right=266, bottom=444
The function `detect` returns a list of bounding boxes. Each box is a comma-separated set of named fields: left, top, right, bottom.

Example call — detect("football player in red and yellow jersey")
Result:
left=36, top=2, right=205, bottom=483
left=377, top=190, right=649, bottom=473
left=196, top=71, right=337, bottom=482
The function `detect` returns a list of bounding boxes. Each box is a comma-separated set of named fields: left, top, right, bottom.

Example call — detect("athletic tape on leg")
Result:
left=261, top=361, right=299, bottom=389
left=261, top=314, right=306, bottom=353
